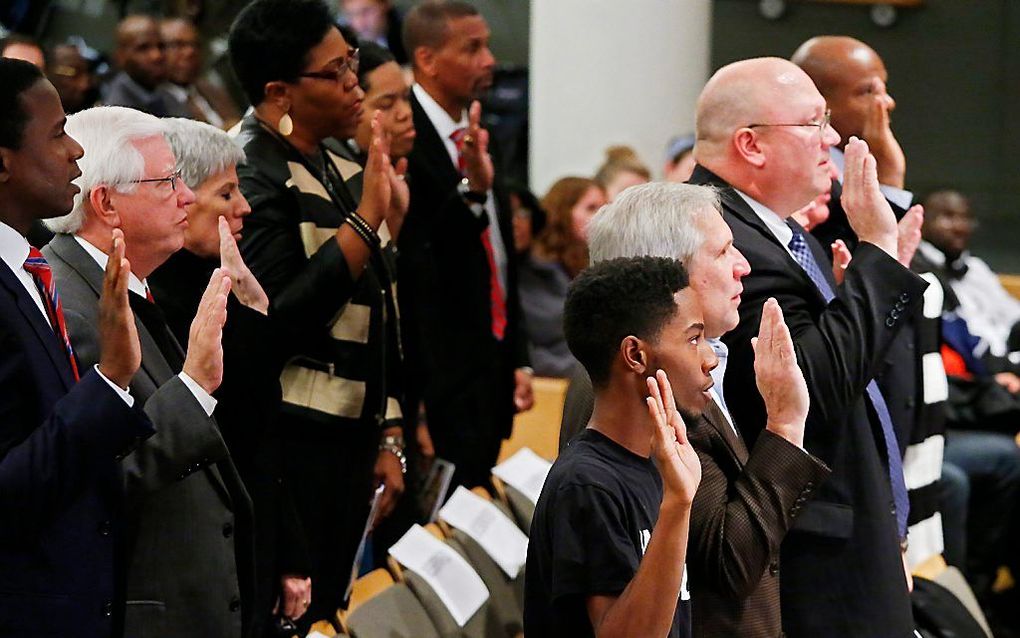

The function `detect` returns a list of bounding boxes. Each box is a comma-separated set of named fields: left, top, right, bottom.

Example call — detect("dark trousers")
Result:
left=284, top=422, right=377, bottom=633
left=942, top=428, right=1020, bottom=598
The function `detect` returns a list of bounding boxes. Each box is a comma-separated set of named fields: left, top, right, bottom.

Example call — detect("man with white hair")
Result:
left=559, top=182, right=830, bottom=637
left=42, top=105, right=254, bottom=638
left=689, top=57, right=929, bottom=636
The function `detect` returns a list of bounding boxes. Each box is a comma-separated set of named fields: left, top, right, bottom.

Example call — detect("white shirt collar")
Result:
left=412, top=83, right=468, bottom=142
left=73, top=235, right=150, bottom=299
left=0, top=221, right=32, bottom=277
left=734, top=189, right=794, bottom=252
left=917, top=240, right=947, bottom=267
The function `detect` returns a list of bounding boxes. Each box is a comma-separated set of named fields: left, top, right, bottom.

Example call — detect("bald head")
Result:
left=696, top=57, right=818, bottom=161
left=116, top=15, right=166, bottom=89
left=694, top=57, right=839, bottom=217
left=792, top=36, right=893, bottom=146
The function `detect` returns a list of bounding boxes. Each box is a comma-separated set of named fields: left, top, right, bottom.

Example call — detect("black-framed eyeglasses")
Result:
left=297, top=49, right=360, bottom=83
left=129, top=168, right=183, bottom=192
left=748, top=109, right=831, bottom=135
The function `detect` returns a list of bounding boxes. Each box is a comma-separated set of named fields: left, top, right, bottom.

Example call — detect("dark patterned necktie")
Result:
left=787, top=225, right=909, bottom=537
left=450, top=127, right=506, bottom=340
left=23, top=247, right=80, bottom=381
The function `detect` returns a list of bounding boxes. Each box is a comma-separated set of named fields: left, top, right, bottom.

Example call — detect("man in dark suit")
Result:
left=560, top=182, right=831, bottom=637
left=690, top=57, right=928, bottom=636
left=42, top=105, right=254, bottom=638
left=399, top=0, right=532, bottom=489
left=0, top=59, right=154, bottom=637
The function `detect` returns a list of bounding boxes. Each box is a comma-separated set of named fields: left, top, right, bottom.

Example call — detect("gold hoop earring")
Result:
left=278, top=112, right=294, bottom=137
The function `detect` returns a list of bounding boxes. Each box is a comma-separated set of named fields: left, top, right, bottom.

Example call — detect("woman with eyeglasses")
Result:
left=228, top=0, right=408, bottom=631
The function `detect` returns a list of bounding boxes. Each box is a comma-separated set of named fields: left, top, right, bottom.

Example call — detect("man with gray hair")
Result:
left=559, top=181, right=829, bottom=637
left=42, top=105, right=254, bottom=637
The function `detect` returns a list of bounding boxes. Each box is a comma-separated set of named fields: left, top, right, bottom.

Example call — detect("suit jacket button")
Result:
left=906, top=398, right=915, bottom=409
left=229, top=598, right=241, bottom=612
left=890, top=308, right=901, bottom=319
left=222, top=522, right=234, bottom=538
left=900, top=293, right=910, bottom=303
left=102, top=601, right=113, bottom=617
left=894, top=301, right=905, bottom=312
left=99, top=520, right=111, bottom=536
left=886, top=317, right=896, bottom=328
left=769, top=562, right=779, bottom=576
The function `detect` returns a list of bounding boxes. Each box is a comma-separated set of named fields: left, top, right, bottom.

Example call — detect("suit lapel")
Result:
left=0, top=263, right=74, bottom=390
left=703, top=398, right=749, bottom=466
left=410, top=92, right=462, bottom=186
left=48, top=235, right=175, bottom=384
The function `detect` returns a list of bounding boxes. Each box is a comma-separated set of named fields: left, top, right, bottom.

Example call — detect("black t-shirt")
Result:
left=524, top=428, right=692, bottom=638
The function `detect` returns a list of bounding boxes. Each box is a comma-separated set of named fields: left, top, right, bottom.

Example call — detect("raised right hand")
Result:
left=182, top=268, right=231, bottom=395
left=356, top=111, right=394, bottom=229
left=461, top=100, right=494, bottom=193
left=646, top=370, right=701, bottom=508
left=841, top=136, right=898, bottom=259
left=98, top=229, right=141, bottom=389
left=859, top=78, right=906, bottom=189
left=753, top=298, right=809, bottom=448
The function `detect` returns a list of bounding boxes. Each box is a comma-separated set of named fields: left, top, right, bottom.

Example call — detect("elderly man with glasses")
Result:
left=689, top=57, right=930, bottom=637
left=42, top=105, right=254, bottom=638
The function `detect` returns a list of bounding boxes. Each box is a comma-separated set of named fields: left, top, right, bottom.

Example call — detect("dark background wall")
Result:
left=712, top=0, right=1019, bottom=271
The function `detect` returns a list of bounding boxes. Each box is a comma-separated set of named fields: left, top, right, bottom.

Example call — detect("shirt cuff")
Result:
left=178, top=371, right=217, bottom=417
left=94, top=364, right=135, bottom=408
left=880, top=184, right=914, bottom=210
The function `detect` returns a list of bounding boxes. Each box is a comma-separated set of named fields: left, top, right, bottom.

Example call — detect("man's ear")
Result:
left=414, top=46, right=436, bottom=79
left=733, top=128, right=767, bottom=169
left=620, top=335, right=650, bottom=376
left=0, top=149, right=9, bottom=183
left=88, top=185, right=120, bottom=227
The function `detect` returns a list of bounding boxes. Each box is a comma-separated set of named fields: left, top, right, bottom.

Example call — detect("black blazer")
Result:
left=691, top=165, right=927, bottom=637
left=398, top=91, right=529, bottom=442
left=0, top=254, right=153, bottom=636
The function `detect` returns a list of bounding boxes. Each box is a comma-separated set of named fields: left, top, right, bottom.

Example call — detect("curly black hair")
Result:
left=228, top=0, right=339, bottom=107
left=564, top=256, right=689, bottom=387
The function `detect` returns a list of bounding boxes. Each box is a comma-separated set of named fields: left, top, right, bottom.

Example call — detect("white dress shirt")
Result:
left=0, top=222, right=133, bottom=404
left=734, top=189, right=797, bottom=260
left=412, top=83, right=508, bottom=293
left=707, top=337, right=739, bottom=437
left=74, top=236, right=217, bottom=416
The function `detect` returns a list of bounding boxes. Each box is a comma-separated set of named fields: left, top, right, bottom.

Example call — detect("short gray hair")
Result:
left=45, top=106, right=165, bottom=234
left=587, top=182, right=720, bottom=265
left=162, top=118, right=245, bottom=190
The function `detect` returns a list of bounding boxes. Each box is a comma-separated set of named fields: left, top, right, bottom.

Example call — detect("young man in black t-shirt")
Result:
left=524, top=256, right=708, bottom=638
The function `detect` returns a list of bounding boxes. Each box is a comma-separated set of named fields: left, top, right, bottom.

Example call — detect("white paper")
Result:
left=344, top=484, right=386, bottom=603
left=439, top=486, right=529, bottom=578
left=306, top=632, right=330, bottom=638
left=491, top=447, right=552, bottom=504
left=388, top=524, right=489, bottom=626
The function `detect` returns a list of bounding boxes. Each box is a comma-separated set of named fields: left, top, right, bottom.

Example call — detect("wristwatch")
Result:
left=457, top=177, right=488, bottom=213
left=379, top=433, right=407, bottom=475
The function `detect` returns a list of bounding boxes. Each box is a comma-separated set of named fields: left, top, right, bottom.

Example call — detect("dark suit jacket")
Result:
left=45, top=234, right=255, bottom=638
left=690, top=165, right=927, bottom=637
left=0, top=251, right=153, bottom=637
left=398, top=91, right=529, bottom=483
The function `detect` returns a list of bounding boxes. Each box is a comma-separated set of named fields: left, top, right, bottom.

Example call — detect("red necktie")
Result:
left=23, top=247, right=80, bottom=381
left=450, top=128, right=506, bottom=340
